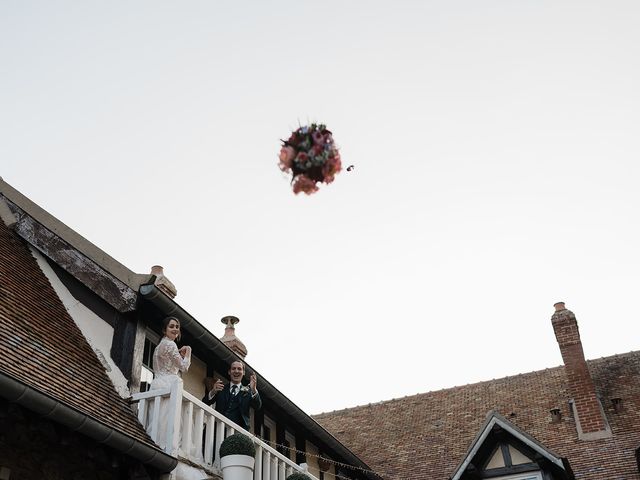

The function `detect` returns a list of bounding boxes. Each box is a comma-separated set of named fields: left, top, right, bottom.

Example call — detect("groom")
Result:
left=203, top=360, right=262, bottom=432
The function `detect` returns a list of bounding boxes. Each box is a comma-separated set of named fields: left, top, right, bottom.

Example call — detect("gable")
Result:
left=451, top=412, right=572, bottom=480
left=0, top=217, right=156, bottom=449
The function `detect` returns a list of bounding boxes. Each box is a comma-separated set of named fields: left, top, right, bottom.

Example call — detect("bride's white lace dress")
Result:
left=150, top=336, right=191, bottom=452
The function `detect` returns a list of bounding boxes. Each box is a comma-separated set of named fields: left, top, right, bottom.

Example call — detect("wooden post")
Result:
left=182, top=401, right=193, bottom=458
left=254, top=445, right=263, bottom=480
left=270, top=455, right=277, bottom=480
left=193, top=407, right=204, bottom=462
left=165, top=380, right=183, bottom=456
left=204, top=415, right=215, bottom=465
left=263, top=451, right=271, bottom=480
left=214, top=418, right=225, bottom=468
left=111, top=313, right=146, bottom=391
left=137, top=398, right=147, bottom=425
left=149, top=396, right=162, bottom=443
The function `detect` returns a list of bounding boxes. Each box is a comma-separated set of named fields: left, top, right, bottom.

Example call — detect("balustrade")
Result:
left=132, top=382, right=318, bottom=480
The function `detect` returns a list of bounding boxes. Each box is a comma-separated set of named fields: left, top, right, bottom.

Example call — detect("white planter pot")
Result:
left=221, top=454, right=255, bottom=480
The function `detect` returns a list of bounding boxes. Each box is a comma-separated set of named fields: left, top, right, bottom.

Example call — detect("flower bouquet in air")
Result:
left=278, top=124, right=342, bottom=195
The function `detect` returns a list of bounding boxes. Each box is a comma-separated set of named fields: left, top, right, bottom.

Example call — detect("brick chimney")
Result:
left=150, top=265, right=177, bottom=299
left=551, top=302, right=610, bottom=440
left=220, top=316, right=247, bottom=359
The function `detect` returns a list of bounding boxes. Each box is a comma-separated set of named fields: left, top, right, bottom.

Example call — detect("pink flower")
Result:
left=279, top=124, right=342, bottom=194
left=312, top=131, right=325, bottom=146
left=322, top=153, right=342, bottom=184
left=292, top=175, right=319, bottom=195
left=278, top=146, right=296, bottom=172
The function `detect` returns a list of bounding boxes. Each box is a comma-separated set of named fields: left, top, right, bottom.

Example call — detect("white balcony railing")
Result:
left=132, top=381, right=318, bottom=480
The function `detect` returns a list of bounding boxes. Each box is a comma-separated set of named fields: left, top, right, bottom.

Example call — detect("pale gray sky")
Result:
left=2, top=1, right=639, bottom=414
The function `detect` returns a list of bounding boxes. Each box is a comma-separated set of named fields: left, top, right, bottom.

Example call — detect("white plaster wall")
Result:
left=30, top=247, right=131, bottom=398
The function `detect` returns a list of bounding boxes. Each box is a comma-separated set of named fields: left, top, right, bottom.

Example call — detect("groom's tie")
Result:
left=231, top=385, right=238, bottom=396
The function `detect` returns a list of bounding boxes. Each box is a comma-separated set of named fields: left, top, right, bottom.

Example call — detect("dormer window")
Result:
left=484, top=442, right=540, bottom=478
left=486, top=442, right=536, bottom=469
left=492, top=474, right=542, bottom=480
left=451, top=412, right=572, bottom=480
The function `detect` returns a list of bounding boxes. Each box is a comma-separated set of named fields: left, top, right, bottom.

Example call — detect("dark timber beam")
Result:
left=4, top=199, right=139, bottom=312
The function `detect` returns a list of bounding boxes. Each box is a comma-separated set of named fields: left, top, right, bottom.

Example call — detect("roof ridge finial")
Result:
left=220, top=315, right=248, bottom=359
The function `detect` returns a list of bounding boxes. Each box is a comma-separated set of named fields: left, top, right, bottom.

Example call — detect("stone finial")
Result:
left=220, top=315, right=248, bottom=359
left=150, top=265, right=177, bottom=299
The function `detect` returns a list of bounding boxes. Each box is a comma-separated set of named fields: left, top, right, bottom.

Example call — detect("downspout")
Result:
left=0, top=372, right=177, bottom=473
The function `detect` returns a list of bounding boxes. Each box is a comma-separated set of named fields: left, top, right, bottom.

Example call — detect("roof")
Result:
left=0, top=177, right=150, bottom=312
left=0, top=216, right=160, bottom=452
left=0, top=178, right=375, bottom=478
left=313, top=352, right=640, bottom=480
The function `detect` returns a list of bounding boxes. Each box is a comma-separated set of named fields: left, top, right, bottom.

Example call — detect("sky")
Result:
left=1, top=1, right=639, bottom=415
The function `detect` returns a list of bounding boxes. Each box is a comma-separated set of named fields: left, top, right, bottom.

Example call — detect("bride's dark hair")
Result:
left=161, top=316, right=181, bottom=341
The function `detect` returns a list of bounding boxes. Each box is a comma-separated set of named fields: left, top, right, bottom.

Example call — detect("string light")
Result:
left=258, top=438, right=382, bottom=480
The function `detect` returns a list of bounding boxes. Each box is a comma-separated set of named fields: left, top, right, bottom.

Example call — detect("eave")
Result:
left=0, top=371, right=177, bottom=473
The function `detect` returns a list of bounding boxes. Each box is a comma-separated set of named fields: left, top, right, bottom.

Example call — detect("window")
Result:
left=494, top=474, right=542, bottom=480
left=262, top=424, right=271, bottom=444
left=140, top=331, right=159, bottom=392
left=281, top=438, right=291, bottom=457
left=262, top=415, right=276, bottom=447
left=483, top=443, right=540, bottom=480
left=486, top=443, right=535, bottom=470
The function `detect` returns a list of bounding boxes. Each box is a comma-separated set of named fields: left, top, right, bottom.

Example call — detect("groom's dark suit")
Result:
left=203, top=383, right=262, bottom=432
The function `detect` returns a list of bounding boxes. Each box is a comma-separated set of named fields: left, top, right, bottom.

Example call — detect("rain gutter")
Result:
left=0, top=371, right=178, bottom=473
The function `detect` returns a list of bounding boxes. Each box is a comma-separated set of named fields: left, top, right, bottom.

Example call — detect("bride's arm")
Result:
left=164, top=341, right=191, bottom=372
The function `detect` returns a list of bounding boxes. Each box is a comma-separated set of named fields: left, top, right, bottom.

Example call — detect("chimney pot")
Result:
left=150, top=265, right=177, bottom=299
left=221, top=315, right=240, bottom=327
left=554, top=302, right=566, bottom=312
left=151, top=265, right=164, bottom=275
left=611, top=398, right=623, bottom=413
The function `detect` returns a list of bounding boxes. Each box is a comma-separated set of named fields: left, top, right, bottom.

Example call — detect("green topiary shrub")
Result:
left=286, top=473, right=312, bottom=480
left=219, top=433, right=256, bottom=458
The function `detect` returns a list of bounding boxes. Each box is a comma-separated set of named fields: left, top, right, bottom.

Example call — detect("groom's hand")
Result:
left=249, top=373, right=257, bottom=394
left=213, top=379, right=224, bottom=393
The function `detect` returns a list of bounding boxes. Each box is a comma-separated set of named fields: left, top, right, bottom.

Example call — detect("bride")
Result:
left=150, top=316, right=191, bottom=452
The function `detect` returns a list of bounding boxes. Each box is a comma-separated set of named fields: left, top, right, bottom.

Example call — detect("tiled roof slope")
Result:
left=0, top=219, right=157, bottom=449
left=314, top=352, right=640, bottom=480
